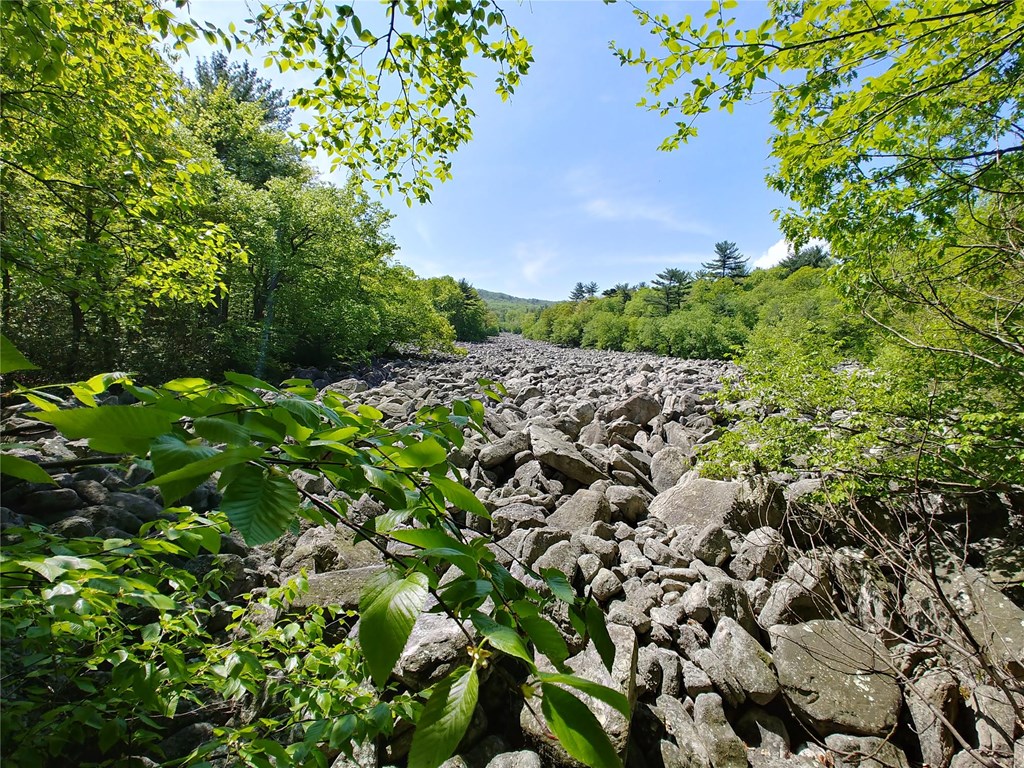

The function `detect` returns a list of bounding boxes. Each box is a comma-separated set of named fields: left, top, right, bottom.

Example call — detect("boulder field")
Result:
left=3, top=334, right=1021, bottom=768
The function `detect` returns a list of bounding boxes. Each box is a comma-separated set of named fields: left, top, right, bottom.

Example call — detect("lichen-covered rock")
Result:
left=710, top=617, right=779, bottom=705
left=771, top=620, right=902, bottom=737
left=649, top=474, right=783, bottom=533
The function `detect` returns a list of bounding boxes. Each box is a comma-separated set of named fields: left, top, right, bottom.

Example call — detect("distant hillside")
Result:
left=477, top=289, right=554, bottom=309
left=477, top=289, right=553, bottom=333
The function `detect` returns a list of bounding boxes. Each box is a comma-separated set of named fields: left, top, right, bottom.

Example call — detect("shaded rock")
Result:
left=522, top=623, right=638, bottom=766
left=289, top=565, right=386, bottom=612
left=693, top=693, right=747, bottom=768
left=731, top=527, right=787, bottom=581
left=394, top=609, right=470, bottom=690
left=906, top=668, right=959, bottom=768
left=491, top=503, right=547, bottom=539
left=479, top=430, right=530, bottom=468
left=735, top=707, right=791, bottom=759
left=692, top=524, right=732, bottom=567
left=823, top=734, right=910, bottom=768
left=758, top=555, right=834, bottom=628
left=771, top=620, right=902, bottom=736
left=601, top=393, right=661, bottom=426
left=650, top=446, right=692, bottom=493
left=655, top=694, right=713, bottom=768
left=710, top=616, right=779, bottom=705
left=485, top=752, right=541, bottom=768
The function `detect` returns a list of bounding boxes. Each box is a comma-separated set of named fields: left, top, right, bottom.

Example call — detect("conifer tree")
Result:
left=702, top=241, right=748, bottom=278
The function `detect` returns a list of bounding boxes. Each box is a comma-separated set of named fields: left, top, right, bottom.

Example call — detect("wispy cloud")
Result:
left=565, top=164, right=712, bottom=235
left=581, top=197, right=712, bottom=235
left=512, top=241, right=558, bottom=285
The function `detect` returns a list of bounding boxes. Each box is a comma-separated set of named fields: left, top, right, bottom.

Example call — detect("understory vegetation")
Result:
left=2, top=0, right=1023, bottom=766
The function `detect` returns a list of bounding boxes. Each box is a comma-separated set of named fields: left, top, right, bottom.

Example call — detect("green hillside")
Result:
left=476, top=289, right=553, bottom=333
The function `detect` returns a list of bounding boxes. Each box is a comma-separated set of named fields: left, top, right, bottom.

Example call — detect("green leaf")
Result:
left=0, top=454, right=56, bottom=485
left=407, top=666, right=479, bottom=768
left=393, top=438, right=447, bottom=469
left=1, top=334, right=38, bottom=373
left=33, top=405, right=178, bottom=442
left=359, top=569, right=429, bottom=687
left=520, top=615, right=568, bottom=666
left=540, top=684, right=621, bottom=768
left=220, top=464, right=299, bottom=545
left=470, top=613, right=532, bottom=664
left=193, top=417, right=252, bottom=446
left=150, top=434, right=218, bottom=477
left=224, top=371, right=279, bottom=392
left=148, top=445, right=262, bottom=505
left=432, top=476, right=490, bottom=519
left=585, top=601, right=616, bottom=674
left=540, top=567, right=574, bottom=602
left=388, top=528, right=477, bottom=574
left=362, top=465, right=409, bottom=510
left=537, top=673, right=630, bottom=719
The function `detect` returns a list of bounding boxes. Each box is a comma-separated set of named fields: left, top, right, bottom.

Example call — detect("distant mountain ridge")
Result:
left=476, top=289, right=552, bottom=333
left=477, top=289, right=554, bottom=308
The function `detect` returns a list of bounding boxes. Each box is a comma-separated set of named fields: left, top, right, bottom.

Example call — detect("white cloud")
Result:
left=753, top=237, right=829, bottom=269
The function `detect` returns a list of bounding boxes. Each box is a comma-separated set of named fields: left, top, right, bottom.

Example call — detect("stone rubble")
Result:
left=3, top=334, right=1022, bottom=768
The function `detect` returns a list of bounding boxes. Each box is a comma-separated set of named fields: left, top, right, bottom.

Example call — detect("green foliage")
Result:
left=2, top=353, right=626, bottom=767
left=425, top=277, right=497, bottom=342
left=620, top=1, right=1024, bottom=494
left=476, top=289, right=553, bottom=334
left=527, top=266, right=850, bottom=360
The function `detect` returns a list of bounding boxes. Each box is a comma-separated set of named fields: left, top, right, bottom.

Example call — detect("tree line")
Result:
left=2, top=40, right=495, bottom=383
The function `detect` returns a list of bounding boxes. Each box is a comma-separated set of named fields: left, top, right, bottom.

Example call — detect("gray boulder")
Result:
left=823, top=735, right=910, bottom=768
left=906, top=668, right=959, bottom=768
left=521, top=623, right=637, bottom=766
left=650, top=446, right=692, bottom=492
left=710, top=617, right=779, bottom=705
left=693, top=693, right=747, bottom=768
left=479, top=430, right=530, bottom=468
left=529, top=426, right=604, bottom=485
left=731, top=527, right=787, bottom=580
left=771, top=620, right=902, bottom=736
left=649, top=474, right=783, bottom=533
left=546, top=489, right=611, bottom=531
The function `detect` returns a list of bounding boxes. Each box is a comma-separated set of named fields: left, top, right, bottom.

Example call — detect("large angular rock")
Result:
left=649, top=474, right=783, bottom=533
left=906, top=668, right=959, bottom=768
left=601, top=393, right=661, bottom=426
left=692, top=693, right=747, bottom=768
left=655, top=694, right=713, bottom=768
left=393, top=608, right=470, bottom=690
left=758, top=555, right=834, bottom=628
left=771, top=620, right=902, bottom=737
left=289, top=565, right=387, bottom=614
left=710, top=617, right=779, bottom=705
left=280, top=525, right=382, bottom=575
left=521, top=623, right=638, bottom=767
left=528, top=425, right=604, bottom=485
left=650, top=446, right=692, bottom=492
left=823, top=735, right=910, bottom=768
left=479, top=430, right=531, bottom=468
left=731, top=527, right=787, bottom=580
left=546, top=489, right=611, bottom=531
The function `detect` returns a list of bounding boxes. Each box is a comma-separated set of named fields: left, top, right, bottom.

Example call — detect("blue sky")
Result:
left=186, top=1, right=794, bottom=301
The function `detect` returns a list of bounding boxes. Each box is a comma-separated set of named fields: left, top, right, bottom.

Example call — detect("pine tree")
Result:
left=569, top=282, right=587, bottom=302
left=702, top=241, right=748, bottom=278
left=584, top=281, right=599, bottom=298
left=649, top=268, right=692, bottom=314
